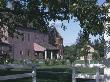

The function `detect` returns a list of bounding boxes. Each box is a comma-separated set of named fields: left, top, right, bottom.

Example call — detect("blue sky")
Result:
left=98, top=0, right=106, bottom=5
left=50, top=0, right=105, bottom=46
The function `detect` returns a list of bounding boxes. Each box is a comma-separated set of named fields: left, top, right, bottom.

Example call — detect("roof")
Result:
left=34, top=42, right=58, bottom=52
left=39, top=42, right=58, bottom=50
left=81, top=45, right=95, bottom=53
left=16, top=27, right=48, bottom=34
left=33, top=43, right=46, bottom=52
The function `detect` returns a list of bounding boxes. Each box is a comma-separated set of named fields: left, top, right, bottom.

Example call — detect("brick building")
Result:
left=48, top=27, right=64, bottom=59
left=0, top=27, right=64, bottom=61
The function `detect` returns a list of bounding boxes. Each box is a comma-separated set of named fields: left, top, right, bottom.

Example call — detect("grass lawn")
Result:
left=76, top=67, right=104, bottom=74
left=0, top=59, right=103, bottom=82
left=38, top=65, right=69, bottom=69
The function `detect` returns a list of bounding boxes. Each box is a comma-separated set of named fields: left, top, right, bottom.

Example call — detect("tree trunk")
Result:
left=84, top=55, right=88, bottom=66
left=72, top=63, right=76, bottom=82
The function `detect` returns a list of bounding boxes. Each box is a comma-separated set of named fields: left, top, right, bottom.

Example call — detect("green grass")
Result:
left=38, top=65, right=69, bottom=69
left=76, top=67, right=104, bottom=74
left=37, top=79, right=58, bottom=82
left=37, top=68, right=72, bottom=82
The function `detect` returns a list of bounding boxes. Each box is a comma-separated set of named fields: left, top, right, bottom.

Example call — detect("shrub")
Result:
left=60, top=60, right=66, bottom=65
left=51, top=60, right=59, bottom=65
left=45, top=60, right=50, bottom=66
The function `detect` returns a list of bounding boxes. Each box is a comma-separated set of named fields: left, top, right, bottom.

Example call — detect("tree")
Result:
left=75, top=31, right=92, bottom=64
left=92, top=51, right=100, bottom=61
left=76, top=30, right=89, bottom=47
left=64, top=31, right=91, bottom=64
left=70, top=0, right=106, bottom=36
left=93, top=37, right=105, bottom=57
left=0, top=0, right=107, bottom=36
left=64, top=45, right=80, bottom=63
left=0, top=0, right=70, bottom=37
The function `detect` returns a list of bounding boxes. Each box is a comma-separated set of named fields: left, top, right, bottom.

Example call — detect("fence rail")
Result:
left=75, top=64, right=105, bottom=68
left=75, top=74, right=104, bottom=79
left=0, top=73, right=32, bottom=80
left=0, top=64, right=31, bottom=69
left=72, top=64, right=104, bottom=82
left=0, top=64, right=36, bottom=82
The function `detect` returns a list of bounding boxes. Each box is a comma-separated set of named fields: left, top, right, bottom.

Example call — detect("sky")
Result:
left=50, top=0, right=106, bottom=46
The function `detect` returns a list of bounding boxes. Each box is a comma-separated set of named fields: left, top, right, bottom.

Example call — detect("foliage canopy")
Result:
left=0, top=0, right=108, bottom=37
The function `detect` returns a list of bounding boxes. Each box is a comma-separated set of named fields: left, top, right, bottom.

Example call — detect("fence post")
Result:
left=32, top=65, right=36, bottom=82
left=96, top=66, right=99, bottom=82
left=72, top=64, right=76, bottom=82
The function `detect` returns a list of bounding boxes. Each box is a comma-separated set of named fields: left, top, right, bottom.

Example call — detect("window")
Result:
left=22, top=35, right=24, bottom=41
left=20, top=51, right=22, bottom=55
left=17, top=36, right=19, bottom=39
left=28, top=34, right=30, bottom=41
left=22, top=37, right=24, bottom=41
left=27, top=50, right=30, bottom=56
left=20, top=51, right=23, bottom=55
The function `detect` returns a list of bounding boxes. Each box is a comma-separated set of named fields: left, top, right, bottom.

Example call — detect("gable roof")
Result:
left=38, top=42, right=58, bottom=50
left=33, top=43, right=46, bottom=51
left=33, top=42, right=58, bottom=52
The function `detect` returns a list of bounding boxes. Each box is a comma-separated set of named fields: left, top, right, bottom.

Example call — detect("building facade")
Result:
left=80, top=45, right=95, bottom=61
left=48, top=27, right=64, bottom=59
left=6, top=27, right=63, bottom=60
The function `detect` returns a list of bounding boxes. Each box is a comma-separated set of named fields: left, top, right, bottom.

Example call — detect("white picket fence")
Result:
left=0, top=64, right=36, bottom=82
left=72, top=64, right=105, bottom=82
